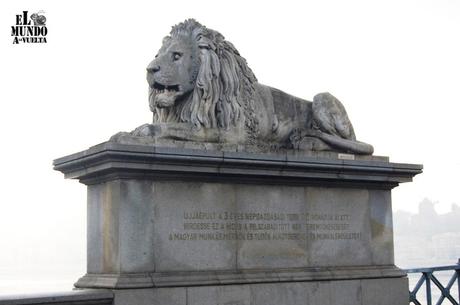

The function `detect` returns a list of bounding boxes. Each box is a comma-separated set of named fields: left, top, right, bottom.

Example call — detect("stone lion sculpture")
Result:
left=112, top=19, right=373, bottom=155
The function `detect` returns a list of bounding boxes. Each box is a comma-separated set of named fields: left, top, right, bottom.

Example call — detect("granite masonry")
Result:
left=52, top=142, right=422, bottom=305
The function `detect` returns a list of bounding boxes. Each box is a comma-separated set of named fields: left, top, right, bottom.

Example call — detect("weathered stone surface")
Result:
left=113, top=287, right=185, bottom=305
left=110, top=19, right=374, bottom=155
left=86, top=180, right=156, bottom=275
left=329, top=280, right=362, bottom=305
left=0, top=278, right=409, bottom=305
left=107, top=277, right=408, bottom=305
left=305, top=187, right=373, bottom=267
left=250, top=281, right=332, bottom=305
left=53, top=143, right=421, bottom=290
left=53, top=142, right=419, bottom=187
left=78, top=178, right=405, bottom=287
left=361, top=277, right=409, bottom=305
left=369, top=190, right=395, bottom=265
left=187, top=285, right=251, bottom=305
left=153, top=182, right=237, bottom=272
left=235, top=185, right=309, bottom=269
left=53, top=143, right=420, bottom=304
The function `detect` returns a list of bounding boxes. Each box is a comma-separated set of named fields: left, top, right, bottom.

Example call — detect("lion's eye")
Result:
left=173, top=52, right=182, bottom=61
left=154, top=54, right=159, bottom=58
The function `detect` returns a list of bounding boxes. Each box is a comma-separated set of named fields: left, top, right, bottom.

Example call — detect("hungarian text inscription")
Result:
left=168, top=211, right=362, bottom=241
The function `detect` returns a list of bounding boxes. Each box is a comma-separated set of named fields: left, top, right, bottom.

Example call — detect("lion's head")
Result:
left=146, top=19, right=257, bottom=130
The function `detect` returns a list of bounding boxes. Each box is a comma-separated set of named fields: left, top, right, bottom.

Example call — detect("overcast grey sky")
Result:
left=1, top=0, right=459, bottom=294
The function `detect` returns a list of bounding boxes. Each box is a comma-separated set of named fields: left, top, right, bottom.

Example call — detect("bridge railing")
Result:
left=405, top=260, right=460, bottom=305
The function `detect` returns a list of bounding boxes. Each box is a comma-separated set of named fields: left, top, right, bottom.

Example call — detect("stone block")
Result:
left=187, top=285, right=251, bottom=305
left=54, top=143, right=419, bottom=305
left=113, top=287, right=185, bottom=305
left=361, top=277, right=409, bottom=305
left=152, top=181, right=237, bottom=272
left=106, top=278, right=407, bottom=305
left=329, top=280, right=362, bottom=305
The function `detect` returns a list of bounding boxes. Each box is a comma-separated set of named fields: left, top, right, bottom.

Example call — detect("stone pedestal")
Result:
left=54, top=142, right=422, bottom=305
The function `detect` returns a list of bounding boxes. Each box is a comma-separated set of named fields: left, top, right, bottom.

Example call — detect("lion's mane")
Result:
left=149, top=19, right=258, bottom=131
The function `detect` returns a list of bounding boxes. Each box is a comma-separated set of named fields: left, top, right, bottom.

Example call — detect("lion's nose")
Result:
left=147, top=65, right=160, bottom=73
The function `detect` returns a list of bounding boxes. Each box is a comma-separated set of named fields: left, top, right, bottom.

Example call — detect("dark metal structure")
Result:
left=406, top=260, right=460, bottom=305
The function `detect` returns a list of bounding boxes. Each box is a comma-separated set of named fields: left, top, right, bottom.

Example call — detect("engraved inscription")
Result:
left=168, top=210, right=362, bottom=241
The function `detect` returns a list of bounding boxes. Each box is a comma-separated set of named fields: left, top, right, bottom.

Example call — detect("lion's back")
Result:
left=263, top=85, right=312, bottom=129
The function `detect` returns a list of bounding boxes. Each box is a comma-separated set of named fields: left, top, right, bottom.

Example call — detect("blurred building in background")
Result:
left=394, top=198, right=460, bottom=268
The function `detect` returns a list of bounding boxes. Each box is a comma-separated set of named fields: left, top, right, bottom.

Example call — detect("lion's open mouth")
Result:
left=151, top=81, right=184, bottom=108
left=152, top=82, right=180, bottom=93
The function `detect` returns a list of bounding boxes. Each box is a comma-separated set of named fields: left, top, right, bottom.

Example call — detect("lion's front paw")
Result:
left=131, top=124, right=159, bottom=137
left=109, top=124, right=165, bottom=145
left=109, top=131, right=130, bottom=142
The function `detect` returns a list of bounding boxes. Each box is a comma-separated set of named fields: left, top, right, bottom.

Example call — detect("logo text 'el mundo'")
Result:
left=11, top=11, right=47, bottom=44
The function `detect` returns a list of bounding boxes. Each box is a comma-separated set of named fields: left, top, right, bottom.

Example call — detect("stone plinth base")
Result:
left=75, top=265, right=405, bottom=288
left=111, top=278, right=409, bottom=305
left=54, top=142, right=422, bottom=305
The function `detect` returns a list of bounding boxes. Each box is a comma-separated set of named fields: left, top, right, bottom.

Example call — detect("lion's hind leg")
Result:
left=311, top=92, right=374, bottom=155
left=312, top=92, right=356, bottom=140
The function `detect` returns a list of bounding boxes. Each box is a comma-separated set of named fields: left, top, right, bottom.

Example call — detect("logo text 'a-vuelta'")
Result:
left=11, top=11, right=47, bottom=44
